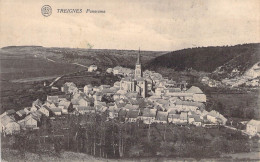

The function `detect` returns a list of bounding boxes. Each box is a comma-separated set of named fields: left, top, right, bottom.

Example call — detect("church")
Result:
left=120, top=49, right=148, bottom=98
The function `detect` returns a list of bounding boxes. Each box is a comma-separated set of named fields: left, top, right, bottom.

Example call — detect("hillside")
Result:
left=146, top=43, right=260, bottom=79
left=1, top=46, right=167, bottom=70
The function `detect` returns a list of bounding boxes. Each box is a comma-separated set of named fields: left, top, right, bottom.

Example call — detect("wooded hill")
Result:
left=145, top=43, right=260, bottom=77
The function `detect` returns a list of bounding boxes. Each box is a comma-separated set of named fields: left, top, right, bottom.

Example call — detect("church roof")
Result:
left=186, top=86, right=203, bottom=94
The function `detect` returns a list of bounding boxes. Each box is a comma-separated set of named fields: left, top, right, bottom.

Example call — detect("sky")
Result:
left=0, top=0, right=259, bottom=51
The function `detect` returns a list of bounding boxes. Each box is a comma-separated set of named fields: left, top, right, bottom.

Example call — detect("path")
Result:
left=46, top=58, right=55, bottom=62
left=72, top=63, right=88, bottom=68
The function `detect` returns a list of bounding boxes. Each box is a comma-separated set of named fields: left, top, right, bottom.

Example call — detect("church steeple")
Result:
left=135, top=48, right=143, bottom=78
left=136, top=47, right=140, bottom=65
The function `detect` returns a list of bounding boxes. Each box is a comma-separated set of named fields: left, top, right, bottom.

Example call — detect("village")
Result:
left=1, top=51, right=259, bottom=139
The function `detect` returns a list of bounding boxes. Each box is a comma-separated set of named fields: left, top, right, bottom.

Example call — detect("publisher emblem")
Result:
left=41, top=5, right=52, bottom=17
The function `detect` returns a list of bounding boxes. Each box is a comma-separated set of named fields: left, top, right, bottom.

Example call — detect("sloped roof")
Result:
left=102, top=88, right=116, bottom=94
left=175, top=100, right=205, bottom=109
left=125, top=92, right=139, bottom=99
left=180, top=112, right=188, bottom=120
left=118, top=109, right=127, bottom=116
left=126, top=110, right=139, bottom=118
left=50, top=108, right=62, bottom=113
left=156, top=111, right=168, bottom=121
left=47, top=96, right=59, bottom=103
left=167, top=108, right=178, bottom=114
left=1, top=115, right=15, bottom=126
left=135, top=77, right=145, bottom=81
left=124, top=104, right=139, bottom=110
left=155, top=99, right=169, bottom=105
left=115, top=100, right=128, bottom=108
left=247, top=119, right=260, bottom=126
left=95, top=101, right=106, bottom=106
left=186, top=86, right=203, bottom=94
left=78, top=106, right=94, bottom=111
left=6, top=109, right=16, bottom=115
left=167, top=88, right=181, bottom=93
left=59, top=100, right=71, bottom=109
left=33, top=99, right=43, bottom=106
left=113, top=66, right=122, bottom=70
left=193, top=115, right=202, bottom=122
left=142, top=108, right=157, bottom=117
left=16, top=110, right=26, bottom=116
left=24, top=114, right=40, bottom=122
left=94, top=92, right=103, bottom=96
left=168, top=114, right=180, bottom=119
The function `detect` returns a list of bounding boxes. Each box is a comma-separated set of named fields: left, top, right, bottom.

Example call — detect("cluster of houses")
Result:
left=1, top=52, right=259, bottom=137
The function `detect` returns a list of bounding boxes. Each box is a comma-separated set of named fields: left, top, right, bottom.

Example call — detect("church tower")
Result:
left=135, top=48, right=143, bottom=78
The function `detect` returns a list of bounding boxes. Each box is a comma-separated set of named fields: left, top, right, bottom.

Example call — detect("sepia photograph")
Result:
left=0, top=0, right=259, bottom=161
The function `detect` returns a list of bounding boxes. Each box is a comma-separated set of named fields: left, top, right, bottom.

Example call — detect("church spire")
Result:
left=136, top=47, right=140, bottom=65
left=135, top=47, right=143, bottom=78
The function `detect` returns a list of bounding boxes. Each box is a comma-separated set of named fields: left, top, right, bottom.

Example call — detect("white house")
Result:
left=141, top=108, right=157, bottom=124
left=246, top=119, right=260, bottom=136
left=88, top=65, right=98, bottom=72
left=84, top=85, right=93, bottom=94
left=1, top=115, right=20, bottom=135
left=39, top=106, right=50, bottom=117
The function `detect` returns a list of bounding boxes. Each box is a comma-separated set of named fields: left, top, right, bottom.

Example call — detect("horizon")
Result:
left=1, top=0, right=259, bottom=51
left=1, top=42, right=259, bottom=52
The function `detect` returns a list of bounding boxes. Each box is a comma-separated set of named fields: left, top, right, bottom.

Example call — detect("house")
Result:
left=246, top=119, right=260, bottom=136
left=16, top=110, right=26, bottom=118
left=47, top=96, right=59, bottom=104
left=155, top=111, right=168, bottom=124
left=106, top=68, right=113, bottom=73
left=126, top=110, right=139, bottom=122
left=88, top=65, right=98, bottom=72
left=140, top=108, right=157, bottom=124
left=31, top=105, right=41, bottom=112
left=155, top=86, right=165, bottom=96
left=180, top=112, right=188, bottom=124
left=61, top=82, right=77, bottom=93
left=188, top=115, right=202, bottom=126
left=1, top=115, right=20, bottom=135
left=193, top=116, right=202, bottom=126
left=113, top=66, right=122, bottom=75
left=207, top=110, right=227, bottom=125
left=186, top=86, right=206, bottom=102
left=108, top=107, right=120, bottom=119
left=39, top=105, right=50, bottom=117
left=124, top=104, right=139, bottom=111
left=77, top=106, right=90, bottom=114
left=93, top=92, right=103, bottom=101
left=32, top=99, right=43, bottom=107
left=84, top=85, right=93, bottom=94
left=73, top=97, right=91, bottom=107
left=50, top=108, right=62, bottom=116
left=168, top=114, right=180, bottom=124
left=1, top=109, right=16, bottom=117
left=125, top=92, right=140, bottom=100
left=58, top=100, right=73, bottom=114
left=118, top=109, right=127, bottom=122
left=167, top=108, right=180, bottom=123
left=24, top=107, right=31, bottom=114
left=18, top=114, right=38, bottom=129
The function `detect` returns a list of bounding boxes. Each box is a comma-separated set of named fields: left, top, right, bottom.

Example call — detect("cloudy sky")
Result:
left=0, top=0, right=259, bottom=51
